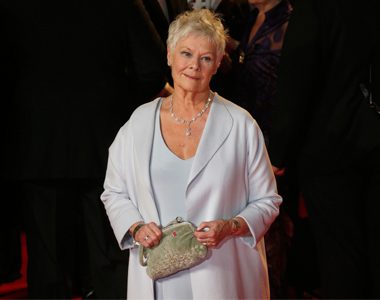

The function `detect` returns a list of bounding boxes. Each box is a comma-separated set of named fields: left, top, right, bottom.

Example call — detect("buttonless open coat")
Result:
left=101, top=94, right=282, bottom=299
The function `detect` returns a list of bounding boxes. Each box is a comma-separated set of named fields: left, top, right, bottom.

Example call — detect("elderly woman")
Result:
left=101, top=9, right=281, bottom=299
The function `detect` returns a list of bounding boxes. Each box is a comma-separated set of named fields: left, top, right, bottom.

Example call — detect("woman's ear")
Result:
left=167, top=47, right=172, bottom=67
left=213, top=54, right=223, bottom=74
left=217, top=53, right=224, bottom=66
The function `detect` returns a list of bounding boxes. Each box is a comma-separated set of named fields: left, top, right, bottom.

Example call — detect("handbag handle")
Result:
left=139, top=245, right=147, bottom=266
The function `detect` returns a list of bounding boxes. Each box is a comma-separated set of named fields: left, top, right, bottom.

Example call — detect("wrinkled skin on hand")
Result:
left=194, top=219, right=232, bottom=248
left=135, top=222, right=162, bottom=248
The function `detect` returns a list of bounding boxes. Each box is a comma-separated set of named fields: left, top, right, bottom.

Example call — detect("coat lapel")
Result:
left=130, top=96, right=233, bottom=221
left=131, top=99, right=161, bottom=222
left=187, top=94, right=233, bottom=187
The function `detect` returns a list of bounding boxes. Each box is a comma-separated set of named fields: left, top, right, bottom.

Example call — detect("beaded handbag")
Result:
left=139, top=217, right=208, bottom=280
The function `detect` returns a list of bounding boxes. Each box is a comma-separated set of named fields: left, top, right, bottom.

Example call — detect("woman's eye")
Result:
left=180, top=51, right=192, bottom=57
left=201, top=56, right=212, bottom=62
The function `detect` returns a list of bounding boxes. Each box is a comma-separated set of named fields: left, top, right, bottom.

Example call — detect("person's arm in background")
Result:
left=214, top=0, right=251, bottom=74
left=125, top=0, right=171, bottom=100
left=268, top=0, right=320, bottom=170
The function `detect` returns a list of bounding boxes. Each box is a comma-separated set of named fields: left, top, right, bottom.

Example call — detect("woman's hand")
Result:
left=131, top=222, right=162, bottom=248
left=194, top=219, right=231, bottom=248
left=272, top=165, right=286, bottom=177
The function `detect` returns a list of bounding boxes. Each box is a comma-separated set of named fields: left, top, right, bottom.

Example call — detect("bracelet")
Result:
left=230, top=218, right=241, bottom=235
left=132, top=223, right=144, bottom=240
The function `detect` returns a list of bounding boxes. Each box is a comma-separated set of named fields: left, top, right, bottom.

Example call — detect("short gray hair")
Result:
left=167, top=9, right=228, bottom=58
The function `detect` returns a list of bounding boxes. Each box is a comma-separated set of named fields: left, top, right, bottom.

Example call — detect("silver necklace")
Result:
left=169, top=93, right=212, bottom=136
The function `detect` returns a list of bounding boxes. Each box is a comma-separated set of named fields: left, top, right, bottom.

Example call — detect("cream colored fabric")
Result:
left=101, top=94, right=282, bottom=299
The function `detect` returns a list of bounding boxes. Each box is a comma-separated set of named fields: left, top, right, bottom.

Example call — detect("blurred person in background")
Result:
left=268, top=0, right=380, bottom=298
left=1, top=0, right=171, bottom=298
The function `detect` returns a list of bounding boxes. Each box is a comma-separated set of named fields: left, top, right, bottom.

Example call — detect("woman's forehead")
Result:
left=176, top=33, right=217, bottom=49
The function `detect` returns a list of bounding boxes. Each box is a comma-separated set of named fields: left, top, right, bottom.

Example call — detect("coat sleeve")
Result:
left=101, top=122, right=144, bottom=250
left=238, top=119, right=282, bottom=248
left=267, top=0, right=320, bottom=168
left=124, top=0, right=167, bottom=100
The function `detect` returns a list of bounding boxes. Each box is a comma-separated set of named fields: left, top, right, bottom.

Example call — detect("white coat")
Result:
left=101, top=94, right=282, bottom=299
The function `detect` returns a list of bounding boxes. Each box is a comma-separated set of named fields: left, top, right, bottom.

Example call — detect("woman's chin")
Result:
left=176, top=83, right=208, bottom=94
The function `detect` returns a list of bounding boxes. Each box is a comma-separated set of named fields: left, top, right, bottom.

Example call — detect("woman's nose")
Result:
left=189, top=59, right=200, bottom=70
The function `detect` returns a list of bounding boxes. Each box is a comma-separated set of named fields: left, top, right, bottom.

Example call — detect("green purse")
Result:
left=139, top=217, right=208, bottom=280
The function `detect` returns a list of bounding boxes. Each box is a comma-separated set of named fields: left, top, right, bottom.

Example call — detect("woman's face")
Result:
left=168, top=34, right=221, bottom=94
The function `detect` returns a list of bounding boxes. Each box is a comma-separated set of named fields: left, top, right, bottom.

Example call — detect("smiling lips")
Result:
left=182, top=73, right=200, bottom=80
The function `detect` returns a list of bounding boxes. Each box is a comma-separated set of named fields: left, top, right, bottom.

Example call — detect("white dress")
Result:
left=150, top=99, right=194, bottom=299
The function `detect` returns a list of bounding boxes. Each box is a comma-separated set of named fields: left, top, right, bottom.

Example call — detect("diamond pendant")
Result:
left=185, top=127, right=191, bottom=136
